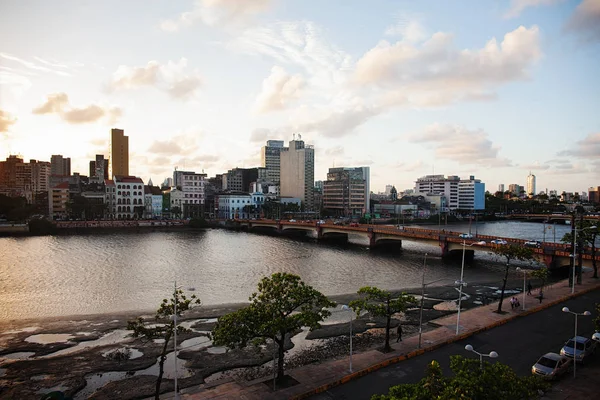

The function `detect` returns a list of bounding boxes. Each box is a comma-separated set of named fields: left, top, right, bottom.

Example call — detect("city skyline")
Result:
left=1, top=0, right=598, bottom=192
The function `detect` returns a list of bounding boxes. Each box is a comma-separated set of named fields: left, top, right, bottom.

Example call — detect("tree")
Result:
left=349, top=287, right=416, bottom=353
left=373, top=355, right=548, bottom=400
left=127, top=288, right=201, bottom=399
left=211, top=273, right=335, bottom=381
left=493, top=245, right=534, bottom=313
left=171, top=206, right=182, bottom=219
left=562, top=221, right=599, bottom=279
left=530, top=267, right=549, bottom=292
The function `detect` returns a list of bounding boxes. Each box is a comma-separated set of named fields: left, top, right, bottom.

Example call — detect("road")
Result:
left=310, top=289, right=600, bottom=400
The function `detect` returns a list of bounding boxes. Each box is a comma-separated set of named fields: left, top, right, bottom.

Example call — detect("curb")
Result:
left=290, top=281, right=600, bottom=400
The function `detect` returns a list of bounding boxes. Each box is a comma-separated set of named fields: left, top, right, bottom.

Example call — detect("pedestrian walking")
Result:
left=396, top=324, right=403, bottom=342
left=538, top=289, right=544, bottom=304
left=510, top=297, right=515, bottom=309
left=527, top=282, right=533, bottom=296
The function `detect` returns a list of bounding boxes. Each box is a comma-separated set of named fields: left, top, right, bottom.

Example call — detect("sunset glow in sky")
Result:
left=1, top=0, right=599, bottom=193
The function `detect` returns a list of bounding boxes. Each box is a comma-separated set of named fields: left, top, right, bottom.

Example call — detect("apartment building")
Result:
left=322, top=167, right=370, bottom=216
left=280, top=138, right=315, bottom=211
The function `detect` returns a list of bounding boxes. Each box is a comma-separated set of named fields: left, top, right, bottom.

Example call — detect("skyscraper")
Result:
left=280, top=137, right=315, bottom=210
left=50, top=155, right=71, bottom=176
left=498, top=184, right=505, bottom=193
left=527, top=172, right=536, bottom=196
left=323, top=167, right=370, bottom=216
left=110, top=128, right=129, bottom=178
left=261, top=140, right=285, bottom=184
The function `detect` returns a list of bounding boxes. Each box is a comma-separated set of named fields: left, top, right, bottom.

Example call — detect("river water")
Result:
left=0, top=221, right=578, bottom=321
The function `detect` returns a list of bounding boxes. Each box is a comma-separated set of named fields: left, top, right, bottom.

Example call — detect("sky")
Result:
left=0, top=0, right=599, bottom=194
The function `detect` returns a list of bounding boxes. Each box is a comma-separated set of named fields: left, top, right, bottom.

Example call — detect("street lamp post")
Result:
left=455, top=240, right=484, bottom=334
left=172, top=281, right=180, bottom=400
left=562, top=307, right=591, bottom=378
left=341, top=305, right=353, bottom=373
left=464, top=344, right=498, bottom=370
left=418, top=253, right=427, bottom=349
left=515, top=267, right=527, bottom=311
left=572, top=225, right=597, bottom=294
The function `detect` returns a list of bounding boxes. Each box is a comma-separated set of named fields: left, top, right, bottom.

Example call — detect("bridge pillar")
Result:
left=543, top=254, right=557, bottom=269
left=440, top=239, right=449, bottom=257
left=317, top=226, right=323, bottom=239
left=369, top=232, right=376, bottom=248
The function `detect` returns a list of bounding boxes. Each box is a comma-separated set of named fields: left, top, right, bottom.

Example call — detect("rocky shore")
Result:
left=0, top=277, right=543, bottom=399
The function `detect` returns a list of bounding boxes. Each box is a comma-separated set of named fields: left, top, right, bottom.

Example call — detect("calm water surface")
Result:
left=0, top=221, right=577, bottom=320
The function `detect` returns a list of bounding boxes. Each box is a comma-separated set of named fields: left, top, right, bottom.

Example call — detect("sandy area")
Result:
left=0, top=277, right=541, bottom=399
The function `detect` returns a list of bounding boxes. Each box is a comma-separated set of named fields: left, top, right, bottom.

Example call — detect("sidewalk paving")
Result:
left=175, top=275, right=600, bottom=400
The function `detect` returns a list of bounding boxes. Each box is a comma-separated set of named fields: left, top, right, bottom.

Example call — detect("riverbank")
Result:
left=0, top=277, right=544, bottom=399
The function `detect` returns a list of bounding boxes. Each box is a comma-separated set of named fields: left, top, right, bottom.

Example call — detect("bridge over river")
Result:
left=223, top=219, right=599, bottom=269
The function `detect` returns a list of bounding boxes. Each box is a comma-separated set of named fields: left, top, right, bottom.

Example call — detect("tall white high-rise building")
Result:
left=415, top=175, right=460, bottom=209
left=527, top=172, right=536, bottom=197
left=498, top=184, right=505, bottom=193
left=261, top=140, right=285, bottom=184
left=280, top=137, right=315, bottom=210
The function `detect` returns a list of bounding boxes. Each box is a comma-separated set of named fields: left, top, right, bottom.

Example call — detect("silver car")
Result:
left=560, top=336, right=596, bottom=363
left=531, top=352, right=573, bottom=380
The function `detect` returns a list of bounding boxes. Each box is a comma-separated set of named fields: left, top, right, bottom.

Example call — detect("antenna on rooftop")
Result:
left=293, top=133, right=296, bottom=140
left=298, top=134, right=302, bottom=140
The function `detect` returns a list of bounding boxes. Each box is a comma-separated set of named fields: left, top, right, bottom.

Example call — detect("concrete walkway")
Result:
left=174, top=274, right=600, bottom=400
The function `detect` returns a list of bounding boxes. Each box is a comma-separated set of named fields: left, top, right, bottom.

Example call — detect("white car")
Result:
left=532, top=352, right=573, bottom=380
left=491, top=239, right=508, bottom=245
left=459, top=233, right=473, bottom=239
left=592, top=332, right=600, bottom=343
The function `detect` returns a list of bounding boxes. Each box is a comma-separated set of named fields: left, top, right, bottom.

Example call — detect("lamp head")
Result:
left=584, top=311, right=592, bottom=316
left=465, top=344, right=474, bottom=351
left=489, top=351, right=499, bottom=358
left=590, top=225, right=597, bottom=229
left=562, top=307, right=570, bottom=313
left=341, top=305, right=350, bottom=311
left=516, top=267, right=521, bottom=272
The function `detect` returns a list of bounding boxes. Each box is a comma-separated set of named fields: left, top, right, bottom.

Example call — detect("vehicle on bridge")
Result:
left=531, top=352, right=573, bottom=380
left=491, top=239, right=508, bottom=245
left=524, top=240, right=542, bottom=248
left=459, top=233, right=473, bottom=239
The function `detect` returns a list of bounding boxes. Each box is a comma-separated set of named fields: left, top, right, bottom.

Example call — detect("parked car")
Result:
left=524, top=240, right=541, bottom=248
left=491, top=239, right=508, bottom=245
left=593, top=332, right=600, bottom=343
left=531, top=352, right=573, bottom=380
left=560, top=336, right=597, bottom=363
left=459, top=233, right=473, bottom=239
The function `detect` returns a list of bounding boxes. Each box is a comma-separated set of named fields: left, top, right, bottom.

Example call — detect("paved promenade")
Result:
left=173, top=274, right=600, bottom=400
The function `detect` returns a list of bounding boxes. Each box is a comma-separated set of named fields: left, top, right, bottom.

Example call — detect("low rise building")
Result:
left=48, top=182, right=69, bottom=220
left=113, top=176, right=144, bottom=219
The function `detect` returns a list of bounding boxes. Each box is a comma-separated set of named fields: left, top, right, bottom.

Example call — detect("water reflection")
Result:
left=0, top=222, right=574, bottom=320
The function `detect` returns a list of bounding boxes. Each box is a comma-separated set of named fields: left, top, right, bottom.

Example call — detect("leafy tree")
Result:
left=594, top=303, right=600, bottom=332
left=127, top=288, right=201, bottom=399
left=562, top=221, right=599, bottom=279
left=171, top=206, right=182, bottom=219
left=373, top=355, right=548, bottom=400
left=349, top=287, right=416, bottom=353
left=493, top=245, right=534, bottom=313
left=211, top=273, right=335, bottom=381
left=530, top=267, right=549, bottom=292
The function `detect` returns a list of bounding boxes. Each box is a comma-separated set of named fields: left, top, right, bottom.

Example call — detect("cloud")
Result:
left=504, top=0, right=564, bottom=18
left=148, top=140, right=184, bottom=155
left=410, top=124, right=513, bottom=167
left=353, top=25, right=541, bottom=106
left=556, top=132, right=600, bottom=158
left=0, top=109, right=17, bottom=133
left=392, top=160, right=427, bottom=172
left=249, top=127, right=289, bottom=143
left=323, top=146, right=344, bottom=157
left=254, top=66, right=305, bottom=113
left=294, top=105, right=381, bottom=138
left=108, top=58, right=202, bottom=100
left=0, top=52, right=72, bottom=77
left=160, top=0, right=272, bottom=32
left=32, top=93, right=122, bottom=125
left=385, top=16, right=427, bottom=43
left=564, top=0, right=600, bottom=43
left=32, top=92, right=69, bottom=114
left=520, top=161, right=551, bottom=170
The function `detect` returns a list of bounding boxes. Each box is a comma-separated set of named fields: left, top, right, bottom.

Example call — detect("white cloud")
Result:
left=410, top=124, right=513, bottom=167
left=0, top=109, right=17, bottom=133
left=353, top=25, right=542, bottom=106
left=557, top=132, right=600, bottom=158
left=254, top=66, right=305, bottom=113
left=504, top=0, right=564, bottom=18
left=0, top=52, right=72, bottom=77
left=32, top=92, right=122, bottom=125
left=385, top=16, right=427, bottom=43
left=249, top=127, right=289, bottom=143
left=564, top=0, right=600, bottom=43
left=160, top=0, right=272, bottom=32
left=108, top=58, right=202, bottom=100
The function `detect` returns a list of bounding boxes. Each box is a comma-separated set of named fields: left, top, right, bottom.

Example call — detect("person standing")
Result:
left=538, top=289, right=544, bottom=304
left=527, top=282, right=533, bottom=295
left=396, top=324, right=403, bottom=342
